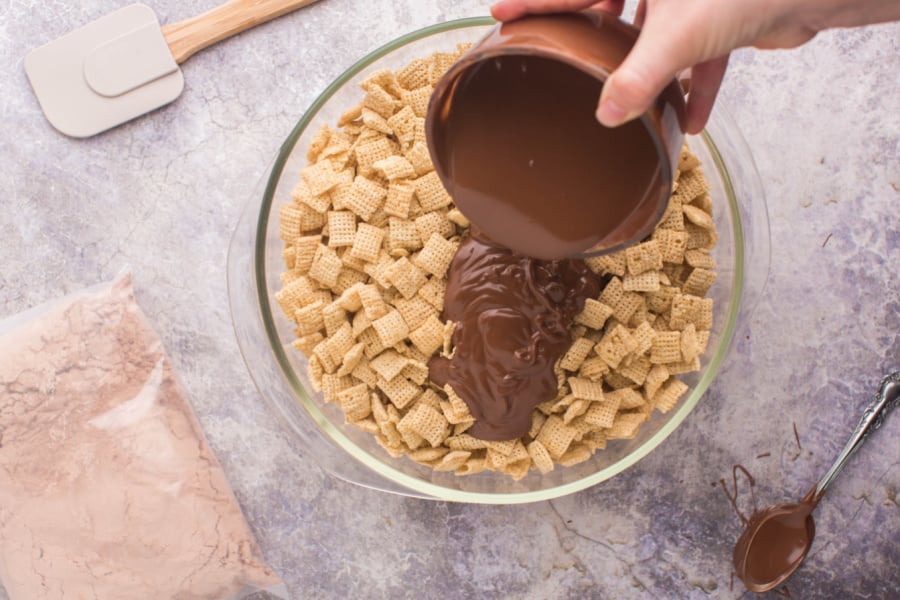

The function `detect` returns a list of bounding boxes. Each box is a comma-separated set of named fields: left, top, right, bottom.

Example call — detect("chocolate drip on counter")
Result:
left=429, top=235, right=601, bottom=441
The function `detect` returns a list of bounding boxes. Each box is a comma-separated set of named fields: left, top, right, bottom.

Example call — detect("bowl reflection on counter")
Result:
left=227, top=17, right=771, bottom=504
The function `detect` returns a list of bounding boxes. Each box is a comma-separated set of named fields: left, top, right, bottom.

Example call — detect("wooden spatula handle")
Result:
left=162, top=0, right=321, bottom=64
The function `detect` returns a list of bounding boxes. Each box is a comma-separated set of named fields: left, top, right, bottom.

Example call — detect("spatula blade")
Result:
left=24, top=4, right=184, bottom=138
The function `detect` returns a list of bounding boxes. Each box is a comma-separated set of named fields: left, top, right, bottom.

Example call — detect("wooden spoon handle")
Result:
left=162, top=0, right=322, bottom=64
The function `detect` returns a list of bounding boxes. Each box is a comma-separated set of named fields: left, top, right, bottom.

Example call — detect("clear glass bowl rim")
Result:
left=246, top=16, right=749, bottom=504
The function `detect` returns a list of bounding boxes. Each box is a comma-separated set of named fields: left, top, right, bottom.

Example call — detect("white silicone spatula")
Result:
left=25, top=0, right=321, bottom=138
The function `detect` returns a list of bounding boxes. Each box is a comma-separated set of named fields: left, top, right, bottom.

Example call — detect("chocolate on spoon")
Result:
left=733, top=371, right=900, bottom=593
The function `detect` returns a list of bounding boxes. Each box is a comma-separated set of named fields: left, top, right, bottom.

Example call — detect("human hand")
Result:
left=491, top=0, right=900, bottom=133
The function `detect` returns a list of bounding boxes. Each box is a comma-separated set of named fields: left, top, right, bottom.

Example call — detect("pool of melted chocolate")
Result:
left=429, top=235, right=603, bottom=441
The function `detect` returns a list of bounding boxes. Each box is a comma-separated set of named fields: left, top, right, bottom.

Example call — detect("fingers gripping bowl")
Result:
left=227, top=18, right=771, bottom=504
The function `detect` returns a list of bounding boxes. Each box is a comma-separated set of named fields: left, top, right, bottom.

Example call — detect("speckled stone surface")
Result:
left=1, top=1, right=898, bottom=598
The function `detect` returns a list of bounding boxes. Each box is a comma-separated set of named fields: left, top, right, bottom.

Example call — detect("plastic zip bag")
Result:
left=0, top=271, right=287, bottom=600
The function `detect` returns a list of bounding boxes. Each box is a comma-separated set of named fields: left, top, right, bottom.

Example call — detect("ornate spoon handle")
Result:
left=812, top=371, right=900, bottom=502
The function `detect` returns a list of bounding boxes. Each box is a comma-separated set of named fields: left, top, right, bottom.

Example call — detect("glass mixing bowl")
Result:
left=227, top=17, right=771, bottom=504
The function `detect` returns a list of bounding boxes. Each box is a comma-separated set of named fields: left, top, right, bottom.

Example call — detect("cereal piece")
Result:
left=563, top=399, right=590, bottom=425
left=675, top=169, right=711, bottom=203
left=657, top=197, right=685, bottom=231
left=385, top=257, right=428, bottom=299
left=404, top=141, right=434, bottom=176
left=684, top=249, right=717, bottom=269
left=527, top=441, right=555, bottom=474
left=409, top=314, right=445, bottom=356
left=396, top=58, right=430, bottom=90
left=320, top=373, right=355, bottom=404
left=607, top=412, right=646, bottom=440
left=414, top=233, right=457, bottom=278
left=559, top=337, right=595, bottom=372
left=393, top=295, right=437, bottom=330
left=536, top=415, right=577, bottom=459
left=378, top=375, right=421, bottom=410
left=575, top=298, right=614, bottom=330
left=306, top=123, right=333, bottom=161
left=292, top=332, right=323, bottom=356
left=652, top=379, right=689, bottom=413
left=584, top=397, right=620, bottom=429
left=606, top=388, right=645, bottom=412
left=558, top=444, right=592, bottom=467
left=336, top=342, right=366, bottom=377
left=338, top=103, right=363, bottom=126
left=292, top=180, right=331, bottom=214
left=414, top=211, right=455, bottom=242
left=626, top=240, right=663, bottom=275
left=401, top=360, right=429, bottom=386
left=401, top=86, right=433, bottom=118
left=642, top=364, right=669, bottom=400
left=685, top=222, right=718, bottom=250
left=304, top=245, right=340, bottom=289
left=670, top=293, right=713, bottom=330
left=579, top=356, right=610, bottom=381
left=384, top=182, right=415, bottom=220
left=362, top=84, right=397, bottom=119
left=374, top=155, right=416, bottom=181
left=650, top=331, right=682, bottom=364
left=361, top=107, right=392, bottom=134
left=619, top=355, right=652, bottom=385
left=414, top=277, right=445, bottom=312
left=351, top=358, right=378, bottom=388
left=348, top=223, right=386, bottom=263
left=623, top=270, right=661, bottom=293
left=387, top=104, right=416, bottom=145
left=294, top=300, right=325, bottom=336
left=599, top=277, right=644, bottom=323
left=301, top=159, right=339, bottom=196
left=292, top=235, right=320, bottom=274
left=342, top=176, right=385, bottom=222
left=358, top=250, right=390, bottom=289
left=278, top=204, right=304, bottom=242
left=275, top=276, right=320, bottom=316
left=355, top=284, right=388, bottom=320
left=586, top=252, right=627, bottom=277
left=434, top=450, right=472, bottom=472
left=398, top=402, right=449, bottom=447
left=335, top=282, right=364, bottom=312
left=682, top=268, right=717, bottom=297
left=372, top=309, right=410, bottom=347
left=666, top=357, right=701, bottom=375
left=388, top=216, right=421, bottom=251
left=681, top=323, right=702, bottom=362
left=369, top=349, right=409, bottom=382
left=652, top=229, right=690, bottom=264
left=447, top=433, right=489, bottom=452
left=595, top=324, right=638, bottom=369
left=412, top=172, right=452, bottom=212
left=646, top=285, right=678, bottom=315
left=326, top=211, right=357, bottom=247
left=354, top=136, right=395, bottom=174
left=630, top=321, right=655, bottom=356
left=427, top=51, right=458, bottom=85
left=361, top=68, right=402, bottom=96
left=323, top=323, right=354, bottom=367
left=568, top=377, right=604, bottom=402
left=337, top=383, right=372, bottom=422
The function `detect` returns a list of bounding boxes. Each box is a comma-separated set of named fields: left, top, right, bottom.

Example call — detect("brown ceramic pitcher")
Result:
left=426, top=11, right=687, bottom=259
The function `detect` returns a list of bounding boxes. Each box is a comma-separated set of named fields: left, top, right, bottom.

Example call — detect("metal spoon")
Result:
left=733, top=371, right=900, bottom=593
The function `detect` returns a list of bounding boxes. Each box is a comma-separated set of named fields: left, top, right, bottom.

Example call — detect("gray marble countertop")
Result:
left=2, top=1, right=898, bottom=598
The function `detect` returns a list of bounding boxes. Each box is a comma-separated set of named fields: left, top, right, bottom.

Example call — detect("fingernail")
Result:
left=596, top=98, right=627, bottom=127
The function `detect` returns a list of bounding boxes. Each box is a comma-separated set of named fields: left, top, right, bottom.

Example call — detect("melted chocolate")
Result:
left=429, top=236, right=601, bottom=441
left=429, top=53, right=665, bottom=260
